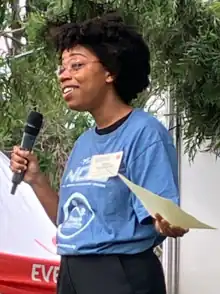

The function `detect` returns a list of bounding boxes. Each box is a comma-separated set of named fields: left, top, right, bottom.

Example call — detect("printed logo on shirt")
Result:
left=57, top=192, right=95, bottom=239
left=62, top=156, right=108, bottom=188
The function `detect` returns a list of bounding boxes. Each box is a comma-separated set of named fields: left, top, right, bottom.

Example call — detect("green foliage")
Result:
left=150, top=0, right=220, bottom=159
left=117, top=0, right=220, bottom=159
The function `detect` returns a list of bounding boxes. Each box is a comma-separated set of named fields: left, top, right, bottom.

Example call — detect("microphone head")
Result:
left=24, top=111, right=43, bottom=136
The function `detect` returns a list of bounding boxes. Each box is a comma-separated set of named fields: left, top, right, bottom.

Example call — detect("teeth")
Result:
left=63, top=87, right=73, bottom=94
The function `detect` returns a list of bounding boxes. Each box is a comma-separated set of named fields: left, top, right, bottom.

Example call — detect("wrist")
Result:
left=31, top=173, right=47, bottom=188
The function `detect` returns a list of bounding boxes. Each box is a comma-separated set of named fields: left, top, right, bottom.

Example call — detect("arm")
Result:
left=10, top=146, right=59, bottom=225
left=128, top=139, right=187, bottom=238
left=32, top=174, right=59, bottom=225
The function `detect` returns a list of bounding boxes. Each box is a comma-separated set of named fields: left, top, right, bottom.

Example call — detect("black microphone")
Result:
left=11, top=111, right=43, bottom=195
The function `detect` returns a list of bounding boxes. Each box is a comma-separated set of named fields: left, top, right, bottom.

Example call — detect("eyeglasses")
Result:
left=56, top=60, right=100, bottom=76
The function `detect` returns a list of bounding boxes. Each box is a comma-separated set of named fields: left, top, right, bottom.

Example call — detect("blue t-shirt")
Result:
left=56, top=109, right=179, bottom=255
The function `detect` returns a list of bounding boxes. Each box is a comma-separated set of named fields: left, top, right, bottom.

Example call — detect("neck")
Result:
left=90, top=93, right=133, bottom=129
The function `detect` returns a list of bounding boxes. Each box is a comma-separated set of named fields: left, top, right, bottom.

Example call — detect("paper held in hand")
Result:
left=88, top=152, right=216, bottom=229
left=118, top=174, right=216, bottom=230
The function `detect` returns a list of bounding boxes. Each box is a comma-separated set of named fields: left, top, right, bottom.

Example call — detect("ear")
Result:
left=105, top=71, right=114, bottom=83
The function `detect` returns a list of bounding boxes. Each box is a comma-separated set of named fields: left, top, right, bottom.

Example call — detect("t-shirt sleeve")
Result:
left=127, top=139, right=179, bottom=224
left=57, top=144, right=77, bottom=226
left=56, top=200, right=63, bottom=227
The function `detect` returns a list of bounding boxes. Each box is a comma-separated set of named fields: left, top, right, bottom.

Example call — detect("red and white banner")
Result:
left=0, top=253, right=59, bottom=294
left=0, top=152, right=60, bottom=294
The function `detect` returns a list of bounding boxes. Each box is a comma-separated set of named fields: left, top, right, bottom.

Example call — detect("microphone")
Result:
left=11, top=111, right=43, bottom=195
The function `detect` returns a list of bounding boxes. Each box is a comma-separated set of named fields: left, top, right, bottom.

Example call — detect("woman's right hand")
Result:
left=10, top=146, right=41, bottom=185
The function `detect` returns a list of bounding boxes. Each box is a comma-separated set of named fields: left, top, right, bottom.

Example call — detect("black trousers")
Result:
left=57, top=249, right=166, bottom=294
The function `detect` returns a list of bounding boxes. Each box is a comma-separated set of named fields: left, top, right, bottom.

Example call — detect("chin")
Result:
left=67, top=101, right=88, bottom=112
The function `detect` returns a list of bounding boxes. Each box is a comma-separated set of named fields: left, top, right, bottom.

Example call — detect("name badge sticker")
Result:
left=88, top=151, right=123, bottom=180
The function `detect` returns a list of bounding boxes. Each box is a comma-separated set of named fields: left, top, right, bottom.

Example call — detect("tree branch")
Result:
left=0, top=27, right=25, bottom=37
left=2, top=33, right=24, bottom=47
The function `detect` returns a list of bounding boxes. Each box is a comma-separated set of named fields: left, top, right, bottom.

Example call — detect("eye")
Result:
left=71, top=62, right=84, bottom=71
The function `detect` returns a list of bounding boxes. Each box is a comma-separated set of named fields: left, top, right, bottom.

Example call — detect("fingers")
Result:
left=10, top=160, right=27, bottom=173
left=154, top=214, right=172, bottom=235
left=13, top=146, right=31, bottom=159
left=10, top=146, right=32, bottom=173
left=13, top=146, right=36, bottom=160
left=154, top=214, right=189, bottom=238
left=163, top=226, right=187, bottom=238
left=154, top=213, right=163, bottom=222
left=157, top=219, right=177, bottom=238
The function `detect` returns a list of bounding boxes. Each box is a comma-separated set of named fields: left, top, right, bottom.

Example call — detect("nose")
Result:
left=58, top=68, right=72, bottom=83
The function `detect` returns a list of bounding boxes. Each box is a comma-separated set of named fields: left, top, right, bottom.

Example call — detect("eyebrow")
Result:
left=62, top=52, right=87, bottom=61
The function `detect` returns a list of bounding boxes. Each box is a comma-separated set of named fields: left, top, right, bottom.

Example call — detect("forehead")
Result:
left=61, top=45, right=97, bottom=62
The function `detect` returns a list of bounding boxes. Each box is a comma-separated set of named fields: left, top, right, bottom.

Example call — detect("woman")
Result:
left=10, top=13, right=188, bottom=294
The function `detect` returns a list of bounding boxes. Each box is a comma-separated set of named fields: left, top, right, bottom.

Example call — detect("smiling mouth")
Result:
left=62, top=86, right=79, bottom=100
left=63, top=87, right=74, bottom=94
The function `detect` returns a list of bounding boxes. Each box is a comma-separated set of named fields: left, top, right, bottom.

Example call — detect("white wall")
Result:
left=178, top=146, right=220, bottom=294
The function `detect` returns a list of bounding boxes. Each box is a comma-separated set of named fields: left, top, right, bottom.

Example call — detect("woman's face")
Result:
left=58, top=45, right=113, bottom=112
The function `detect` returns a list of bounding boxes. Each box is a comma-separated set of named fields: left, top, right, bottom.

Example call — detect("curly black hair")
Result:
left=55, top=13, right=150, bottom=104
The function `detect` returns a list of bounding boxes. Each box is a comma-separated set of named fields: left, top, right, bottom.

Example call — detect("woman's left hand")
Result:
left=154, top=213, right=189, bottom=238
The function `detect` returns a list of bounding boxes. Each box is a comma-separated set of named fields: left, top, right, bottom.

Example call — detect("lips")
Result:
left=62, top=86, right=79, bottom=93
left=63, top=87, right=73, bottom=94
left=62, top=86, right=79, bottom=100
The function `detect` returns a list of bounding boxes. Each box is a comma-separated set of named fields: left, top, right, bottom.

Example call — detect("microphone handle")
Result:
left=11, top=172, right=25, bottom=195
left=20, top=132, right=37, bottom=150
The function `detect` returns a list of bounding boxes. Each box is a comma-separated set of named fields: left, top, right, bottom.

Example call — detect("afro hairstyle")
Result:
left=55, top=13, right=151, bottom=104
